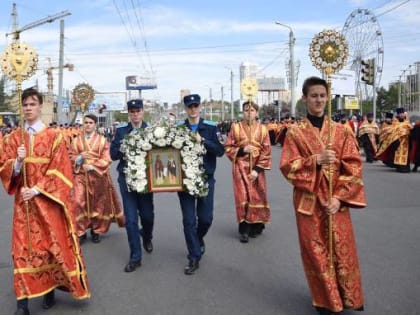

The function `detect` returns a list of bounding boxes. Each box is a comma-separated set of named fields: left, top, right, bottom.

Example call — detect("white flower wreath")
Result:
left=120, top=123, right=208, bottom=197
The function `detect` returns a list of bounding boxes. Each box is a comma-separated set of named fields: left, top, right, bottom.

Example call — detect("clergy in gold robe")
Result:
left=225, top=101, right=271, bottom=243
left=70, top=114, right=124, bottom=243
left=376, top=108, right=412, bottom=173
left=358, top=113, right=379, bottom=163
left=280, top=77, right=366, bottom=315
left=0, top=88, right=89, bottom=314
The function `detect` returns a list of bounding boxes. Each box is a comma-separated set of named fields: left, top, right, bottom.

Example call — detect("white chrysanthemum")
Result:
left=183, top=156, right=193, bottom=164
left=172, top=141, right=183, bottom=149
left=155, top=138, right=167, bottom=147
left=141, top=142, right=152, bottom=151
left=153, top=127, right=166, bottom=139
left=185, top=168, right=195, bottom=179
left=138, top=170, right=147, bottom=179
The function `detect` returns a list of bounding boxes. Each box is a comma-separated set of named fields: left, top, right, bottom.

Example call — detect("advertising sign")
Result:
left=331, top=70, right=355, bottom=96
left=126, top=76, right=157, bottom=90
left=94, top=93, right=127, bottom=111
left=344, top=96, right=359, bottom=110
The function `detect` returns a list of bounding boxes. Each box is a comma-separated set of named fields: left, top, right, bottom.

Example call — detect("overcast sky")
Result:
left=0, top=0, right=419, bottom=106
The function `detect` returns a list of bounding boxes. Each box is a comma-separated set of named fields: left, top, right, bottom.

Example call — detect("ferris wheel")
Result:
left=342, top=8, right=384, bottom=97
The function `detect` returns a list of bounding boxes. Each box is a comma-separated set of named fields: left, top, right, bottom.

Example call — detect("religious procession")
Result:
left=0, top=7, right=419, bottom=315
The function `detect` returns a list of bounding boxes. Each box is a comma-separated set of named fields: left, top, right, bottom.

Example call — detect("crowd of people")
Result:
left=1, top=78, right=419, bottom=315
left=261, top=106, right=420, bottom=174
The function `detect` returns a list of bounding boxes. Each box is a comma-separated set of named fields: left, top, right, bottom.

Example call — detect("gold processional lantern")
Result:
left=240, top=77, right=259, bottom=174
left=0, top=41, right=39, bottom=256
left=72, top=82, right=95, bottom=114
left=309, top=29, right=349, bottom=272
left=72, top=83, right=95, bottom=217
left=1, top=42, right=38, bottom=82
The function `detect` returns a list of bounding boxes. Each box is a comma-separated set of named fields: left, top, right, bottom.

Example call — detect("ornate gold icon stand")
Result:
left=309, top=30, right=349, bottom=272
left=72, top=82, right=95, bottom=114
left=72, top=82, right=95, bottom=217
left=1, top=41, right=39, bottom=256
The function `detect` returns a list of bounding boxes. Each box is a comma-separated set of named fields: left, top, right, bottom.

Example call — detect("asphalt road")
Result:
left=0, top=146, right=419, bottom=315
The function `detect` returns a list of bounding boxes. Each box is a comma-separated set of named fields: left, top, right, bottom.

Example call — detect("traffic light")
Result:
left=361, top=58, right=375, bottom=85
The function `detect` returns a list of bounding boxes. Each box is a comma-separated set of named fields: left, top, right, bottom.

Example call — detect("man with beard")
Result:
left=358, top=113, right=379, bottom=163
left=376, top=108, right=413, bottom=172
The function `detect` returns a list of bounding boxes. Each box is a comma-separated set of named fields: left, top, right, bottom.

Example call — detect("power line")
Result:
left=113, top=0, right=148, bottom=74
left=34, top=40, right=286, bottom=57
left=375, top=0, right=411, bottom=18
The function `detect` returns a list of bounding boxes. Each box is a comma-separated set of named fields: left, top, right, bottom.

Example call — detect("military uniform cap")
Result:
left=396, top=107, right=405, bottom=114
left=127, top=99, right=143, bottom=109
left=184, top=94, right=201, bottom=107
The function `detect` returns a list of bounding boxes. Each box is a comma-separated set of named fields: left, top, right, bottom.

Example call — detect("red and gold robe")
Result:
left=70, top=132, right=124, bottom=237
left=280, top=117, right=366, bottom=313
left=0, top=127, right=90, bottom=300
left=225, top=121, right=271, bottom=224
left=376, top=120, right=412, bottom=166
left=358, top=120, right=379, bottom=157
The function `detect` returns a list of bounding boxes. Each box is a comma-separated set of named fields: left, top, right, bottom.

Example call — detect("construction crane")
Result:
left=46, top=59, right=74, bottom=96
left=6, top=3, right=71, bottom=41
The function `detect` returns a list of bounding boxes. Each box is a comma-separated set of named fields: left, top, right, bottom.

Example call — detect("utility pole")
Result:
left=417, top=62, right=420, bottom=112
left=372, top=61, right=377, bottom=121
left=221, top=86, right=224, bottom=121
left=57, top=19, right=65, bottom=124
left=398, top=74, right=402, bottom=108
left=209, top=87, right=213, bottom=121
left=275, top=22, right=296, bottom=117
left=230, top=70, right=234, bottom=120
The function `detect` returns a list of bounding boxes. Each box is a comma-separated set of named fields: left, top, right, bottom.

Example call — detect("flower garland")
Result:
left=120, top=124, right=208, bottom=196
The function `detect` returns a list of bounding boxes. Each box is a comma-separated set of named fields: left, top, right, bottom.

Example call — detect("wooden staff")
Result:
left=17, top=81, right=33, bottom=256
left=326, top=72, right=334, bottom=272
left=309, top=30, right=349, bottom=274
left=80, top=104, right=91, bottom=218
left=248, top=99, right=253, bottom=175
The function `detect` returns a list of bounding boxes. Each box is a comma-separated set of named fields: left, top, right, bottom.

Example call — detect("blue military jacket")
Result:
left=110, top=121, right=148, bottom=176
left=179, top=118, right=224, bottom=175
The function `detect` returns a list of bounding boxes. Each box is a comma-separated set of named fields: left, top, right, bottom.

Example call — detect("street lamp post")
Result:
left=275, top=21, right=296, bottom=117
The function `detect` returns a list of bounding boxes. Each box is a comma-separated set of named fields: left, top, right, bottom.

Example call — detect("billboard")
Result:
left=331, top=70, right=355, bottom=96
left=93, top=93, right=127, bottom=111
left=344, top=96, right=360, bottom=110
left=257, top=77, right=285, bottom=91
left=126, top=76, right=157, bottom=90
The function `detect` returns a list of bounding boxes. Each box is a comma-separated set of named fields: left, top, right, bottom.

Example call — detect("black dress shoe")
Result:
left=79, top=234, right=87, bottom=243
left=124, top=260, right=141, bottom=272
left=184, top=260, right=199, bottom=275
left=91, top=231, right=101, bottom=243
left=199, top=238, right=205, bottom=255
left=142, top=239, right=153, bottom=253
left=315, top=306, right=342, bottom=315
left=14, top=308, right=30, bottom=315
left=42, top=290, right=55, bottom=309
left=239, top=233, right=249, bottom=243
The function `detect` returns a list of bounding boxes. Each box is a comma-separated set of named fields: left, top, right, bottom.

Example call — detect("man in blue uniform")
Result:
left=110, top=99, right=154, bottom=272
left=178, top=94, right=225, bottom=275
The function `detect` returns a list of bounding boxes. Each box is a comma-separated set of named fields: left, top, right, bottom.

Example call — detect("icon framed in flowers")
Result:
left=147, top=147, right=183, bottom=192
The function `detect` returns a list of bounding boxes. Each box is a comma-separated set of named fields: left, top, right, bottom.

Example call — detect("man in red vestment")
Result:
left=70, top=114, right=125, bottom=243
left=0, top=88, right=90, bottom=315
left=225, top=101, right=271, bottom=243
left=280, top=77, right=366, bottom=315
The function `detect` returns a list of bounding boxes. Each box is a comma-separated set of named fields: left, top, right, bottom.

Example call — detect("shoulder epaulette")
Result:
left=117, top=123, right=128, bottom=128
left=177, top=122, right=185, bottom=127
left=203, top=120, right=217, bottom=126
